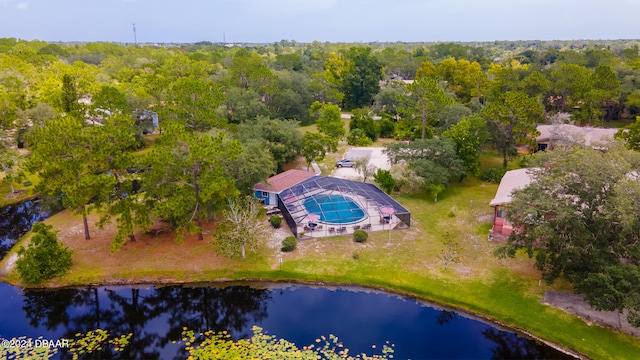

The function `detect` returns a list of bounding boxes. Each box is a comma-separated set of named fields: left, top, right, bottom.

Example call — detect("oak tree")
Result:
left=482, top=91, right=543, bottom=168
left=497, top=144, right=640, bottom=326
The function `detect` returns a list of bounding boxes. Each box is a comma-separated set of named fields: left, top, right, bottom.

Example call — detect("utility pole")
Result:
left=132, top=23, right=137, bottom=45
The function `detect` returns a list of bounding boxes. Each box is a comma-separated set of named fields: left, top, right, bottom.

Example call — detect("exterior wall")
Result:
left=492, top=205, right=514, bottom=236
left=254, top=190, right=272, bottom=205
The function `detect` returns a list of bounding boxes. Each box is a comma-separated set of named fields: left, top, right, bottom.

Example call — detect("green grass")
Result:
left=0, top=171, right=39, bottom=206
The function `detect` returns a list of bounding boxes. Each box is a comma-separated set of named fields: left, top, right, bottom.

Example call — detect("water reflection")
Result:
left=16, top=285, right=271, bottom=359
left=483, top=328, right=562, bottom=360
left=0, top=199, right=48, bottom=260
left=0, top=283, right=575, bottom=359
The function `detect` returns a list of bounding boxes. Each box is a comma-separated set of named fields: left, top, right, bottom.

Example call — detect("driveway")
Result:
left=331, top=147, right=390, bottom=181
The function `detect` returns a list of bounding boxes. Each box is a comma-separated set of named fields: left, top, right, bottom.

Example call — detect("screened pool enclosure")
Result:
left=277, top=176, right=410, bottom=238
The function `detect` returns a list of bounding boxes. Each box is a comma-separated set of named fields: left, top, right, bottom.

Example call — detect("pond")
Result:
left=0, top=199, right=48, bottom=260
left=0, top=282, right=574, bottom=359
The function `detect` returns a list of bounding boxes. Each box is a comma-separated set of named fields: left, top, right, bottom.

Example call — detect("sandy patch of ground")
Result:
left=0, top=210, right=293, bottom=285
left=0, top=253, right=18, bottom=277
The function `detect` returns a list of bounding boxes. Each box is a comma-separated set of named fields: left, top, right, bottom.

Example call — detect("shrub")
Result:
left=519, top=155, right=533, bottom=168
left=353, top=229, right=368, bottom=243
left=481, top=167, right=507, bottom=183
left=347, top=129, right=373, bottom=146
left=378, top=117, right=395, bottom=138
left=373, top=169, right=395, bottom=194
left=281, top=236, right=297, bottom=252
left=269, top=216, right=282, bottom=228
left=16, top=222, right=73, bottom=283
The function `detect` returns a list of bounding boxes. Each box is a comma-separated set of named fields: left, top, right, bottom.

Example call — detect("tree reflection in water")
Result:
left=435, top=310, right=458, bottom=326
left=20, top=285, right=270, bottom=359
left=0, top=200, right=48, bottom=260
left=483, top=328, right=574, bottom=359
left=8, top=284, right=577, bottom=359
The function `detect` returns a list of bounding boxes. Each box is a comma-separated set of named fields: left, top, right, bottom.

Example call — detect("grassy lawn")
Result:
left=0, top=171, right=39, bottom=206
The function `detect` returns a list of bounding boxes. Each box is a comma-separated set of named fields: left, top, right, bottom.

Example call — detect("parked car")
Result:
left=336, top=159, right=354, bottom=168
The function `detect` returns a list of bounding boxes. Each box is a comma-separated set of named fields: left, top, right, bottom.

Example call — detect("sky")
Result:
left=1, top=0, right=640, bottom=44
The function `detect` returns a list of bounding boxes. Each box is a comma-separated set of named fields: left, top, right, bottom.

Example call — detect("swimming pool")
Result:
left=303, top=194, right=366, bottom=225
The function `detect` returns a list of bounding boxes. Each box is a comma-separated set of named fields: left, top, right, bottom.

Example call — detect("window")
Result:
left=262, top=191, right=269, bottom=197
left=496, top=207, right=505, bottom=218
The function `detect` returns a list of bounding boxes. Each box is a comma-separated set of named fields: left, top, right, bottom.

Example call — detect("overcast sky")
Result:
left=1, top=0, right=639, bottom=43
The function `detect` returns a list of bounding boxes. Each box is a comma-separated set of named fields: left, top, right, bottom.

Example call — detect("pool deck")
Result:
left=295, top=190, right=403, bottom=238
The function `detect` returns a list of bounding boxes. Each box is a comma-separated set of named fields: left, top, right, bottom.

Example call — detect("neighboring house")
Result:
left=536, top=124, right=618, bottom=151
left=489, top=168, right=535, bottom=240
left=253, top=169, right=316, bottom=206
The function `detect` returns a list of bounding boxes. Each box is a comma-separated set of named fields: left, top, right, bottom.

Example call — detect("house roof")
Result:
left=489, top=168, right=536, bottom=207
left=253, top=169, right=317, bottom=193
left=536, top=124, right=618, bottom=147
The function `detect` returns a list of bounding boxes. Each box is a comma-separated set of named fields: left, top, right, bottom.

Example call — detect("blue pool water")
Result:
left=303, top=194, right=366, bottom=224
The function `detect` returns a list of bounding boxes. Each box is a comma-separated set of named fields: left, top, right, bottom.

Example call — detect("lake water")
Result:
left=0, top=199, right=48, bottom=260
left=0, top=282, right=574, bottom=359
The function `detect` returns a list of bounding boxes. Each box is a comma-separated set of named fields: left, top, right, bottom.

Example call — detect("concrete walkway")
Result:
left=310, top=161, right=321, bottom=175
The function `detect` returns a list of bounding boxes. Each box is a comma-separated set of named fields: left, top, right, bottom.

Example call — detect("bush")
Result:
left=519, top=155, right=533, bottom=168
left=281, top=236, right=297, bottom=252
left=373, top=169, right=395, bottom=194
left=481, top=167, right=507, bottom=183
left=353, top=229, right=368, bottom=243
left=378, top=117, right=396, bottom=138
left=269, top=216, right=282, bottom=228
left=16, top=222, right=73, bottom=283
left=347, top=129, right=373, bottom=146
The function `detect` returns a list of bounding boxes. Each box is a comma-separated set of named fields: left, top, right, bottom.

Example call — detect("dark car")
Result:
left=336, top=159, right=354, bottom=168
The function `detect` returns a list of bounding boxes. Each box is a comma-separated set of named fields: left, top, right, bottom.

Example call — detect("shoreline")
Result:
left=0, top=275, right=584, bottom=359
